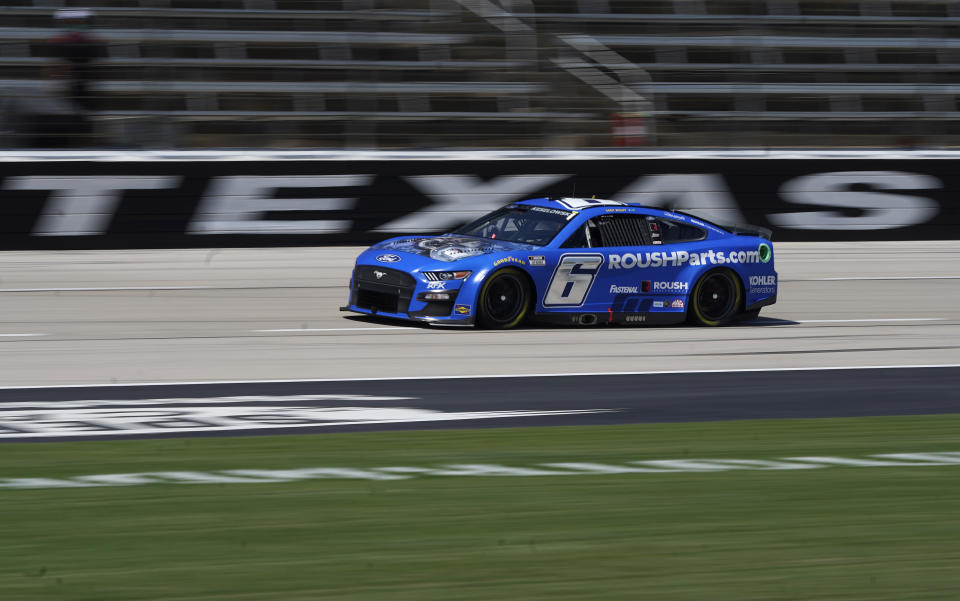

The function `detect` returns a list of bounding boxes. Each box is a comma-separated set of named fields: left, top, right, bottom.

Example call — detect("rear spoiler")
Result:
left=671, top=210, right=773, bottom=240
left=728, top=224, right=773, bottom=240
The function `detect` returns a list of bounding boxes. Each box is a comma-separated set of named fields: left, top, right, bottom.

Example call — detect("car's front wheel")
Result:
left=476, top=268, right=532, bottom=329
left=687, top=269, right=743, bottom=327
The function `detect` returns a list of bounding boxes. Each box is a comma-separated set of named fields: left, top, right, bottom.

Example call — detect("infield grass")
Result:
left=2, top=414, right=960, bottom=601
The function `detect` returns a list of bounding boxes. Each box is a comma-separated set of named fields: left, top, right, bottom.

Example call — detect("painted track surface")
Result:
left=0, top=241, right=958, bottom=387
left=2, top=367, right=959, bottom=441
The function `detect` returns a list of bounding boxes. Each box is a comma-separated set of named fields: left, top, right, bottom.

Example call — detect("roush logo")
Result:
left=608, top=249, right=762, bottom=270
left=653, top=281, right=688, bottom=291
left=610, top=285, right=639, bottom=294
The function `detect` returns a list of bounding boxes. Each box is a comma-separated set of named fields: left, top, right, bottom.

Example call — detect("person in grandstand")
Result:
left=46, top=8, right=106, bottom=113
left=11, top=8, right=109, bottom=147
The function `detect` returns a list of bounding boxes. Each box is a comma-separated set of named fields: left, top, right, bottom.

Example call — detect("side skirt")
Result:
left=533, top=311, right=686, bottom=327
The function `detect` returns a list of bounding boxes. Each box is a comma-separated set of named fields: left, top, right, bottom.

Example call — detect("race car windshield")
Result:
left=453, top=206, right=571, bottom=246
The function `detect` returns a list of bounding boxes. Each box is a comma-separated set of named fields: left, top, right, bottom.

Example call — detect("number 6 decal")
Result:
left=543, top=254, right=604, bottom=307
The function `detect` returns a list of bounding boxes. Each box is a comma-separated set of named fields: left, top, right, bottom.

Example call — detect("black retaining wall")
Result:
left=1, top=153, right=957, bottom=249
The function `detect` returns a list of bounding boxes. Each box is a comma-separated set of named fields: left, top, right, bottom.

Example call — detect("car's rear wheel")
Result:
left=688, top=269, right=743, bottom=327
left=477, top=268, right=532, bottom=329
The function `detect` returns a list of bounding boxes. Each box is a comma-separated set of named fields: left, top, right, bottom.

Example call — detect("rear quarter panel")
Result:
left=531, top=236, right=776, bottom=317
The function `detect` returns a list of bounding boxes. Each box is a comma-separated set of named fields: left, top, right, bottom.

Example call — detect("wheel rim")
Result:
left=696, top=272, right=737, bottom=322
left=484, top=274, right=525, bottom=324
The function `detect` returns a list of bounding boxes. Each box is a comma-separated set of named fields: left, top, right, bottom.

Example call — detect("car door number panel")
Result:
left=543, top=254, right=604, bottom=307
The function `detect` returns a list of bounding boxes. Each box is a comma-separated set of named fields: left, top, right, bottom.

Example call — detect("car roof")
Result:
left=516, top=197, right=710, bottom=222
left=513, top=198, right=774, bottom=240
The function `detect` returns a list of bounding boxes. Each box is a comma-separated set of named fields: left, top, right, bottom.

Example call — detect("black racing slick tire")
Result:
left=476, top=268, right=532, bottom=330
left=687, top=269, right=743, bottom=327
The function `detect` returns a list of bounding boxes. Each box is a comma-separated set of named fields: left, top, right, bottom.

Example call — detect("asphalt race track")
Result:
left=0, top=241, right=959, bottom=439
left=1, top=366, right=959, bottom=441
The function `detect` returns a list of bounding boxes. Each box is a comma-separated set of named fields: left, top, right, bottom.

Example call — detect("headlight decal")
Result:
left=423, top=270, right=472, bottom=281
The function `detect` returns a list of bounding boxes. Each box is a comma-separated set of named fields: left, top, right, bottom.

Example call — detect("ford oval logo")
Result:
left=376, top=254, right=401, bottom=263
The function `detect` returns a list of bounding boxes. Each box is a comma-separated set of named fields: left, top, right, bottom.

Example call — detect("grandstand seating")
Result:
left=1, top=0, right=959, bottom=147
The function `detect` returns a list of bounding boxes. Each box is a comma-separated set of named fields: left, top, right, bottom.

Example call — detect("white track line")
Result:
left=795, top=318, right=946, bottom=323
left=0, top=286, right=214, bottom=292
left=254, top=327, right=402, bottom=333
left=255, top=318, right=949, bottom=334
left=1, top=363, right=959, bottom=390
left=811, top=276, right=960, bottom=281
left=0, top=333, right=47, bottom=338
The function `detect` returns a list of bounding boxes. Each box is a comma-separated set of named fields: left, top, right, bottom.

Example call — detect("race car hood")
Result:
left=371, top=235, right=538, bottom=263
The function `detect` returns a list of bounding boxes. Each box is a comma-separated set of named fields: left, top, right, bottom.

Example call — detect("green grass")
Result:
left=2, top=414, right=960, bottom=601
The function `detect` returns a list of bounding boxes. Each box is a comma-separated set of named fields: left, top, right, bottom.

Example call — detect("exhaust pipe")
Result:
left=578, top=314, right=597, bottom=325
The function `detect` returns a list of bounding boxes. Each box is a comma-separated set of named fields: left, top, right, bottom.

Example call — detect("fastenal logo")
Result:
left=376, top=254, right=401, bottom=263
left=608, top=249, right=762, bottom=269
left=610, top=284, right=639, bottom=294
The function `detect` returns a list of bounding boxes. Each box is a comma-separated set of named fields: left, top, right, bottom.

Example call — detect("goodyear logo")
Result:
left=494, top=256, right=526, bottom=267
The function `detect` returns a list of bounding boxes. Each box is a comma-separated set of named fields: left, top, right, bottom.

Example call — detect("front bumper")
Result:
left=343, top=264, right=475, bottom=325
left=339, top=304, right=475, bottom=326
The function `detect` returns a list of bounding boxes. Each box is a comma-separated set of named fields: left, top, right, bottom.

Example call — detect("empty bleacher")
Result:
left=1, top=0, right=959, bottom=147
left=0, top=1, right=594, bottom=147
left=530, top=0, right=960, bottom=146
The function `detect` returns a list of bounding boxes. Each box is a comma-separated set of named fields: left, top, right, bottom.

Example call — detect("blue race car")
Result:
left=342, top=197, right=777, bottom=328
